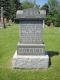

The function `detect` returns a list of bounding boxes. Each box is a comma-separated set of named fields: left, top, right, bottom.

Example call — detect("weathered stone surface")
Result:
left=16, top=8, right=46, bottom=19
left=17, top=43, right=45, bottom=55
left=12, top=8, right=49, bottom=69
left=20, top=21, right=43, bottom=44
left=12, top=51, right=49, bottom=69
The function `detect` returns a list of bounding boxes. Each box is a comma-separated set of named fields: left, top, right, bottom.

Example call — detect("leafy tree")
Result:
left=0, top=0, right=11, bottom=19
left=57, top=4, right=60, bottom=13
left=48, top=0, right=59, bottom=12
left=0, top=0, right=21, bottom=20
left=10, top=0, right=16, bottom=20
left=41, top=3, right=49, bottom=10
left=22, top=0, right=34, bottom=9
left=54, top=13, right=60, bottom=27
left=0, top=0, right=1, bottom=13
left=9, top=0, right=22, bottom=20
left=45, top=0, right=60, bottom=27
left=14, top=0, right=22, bottom=10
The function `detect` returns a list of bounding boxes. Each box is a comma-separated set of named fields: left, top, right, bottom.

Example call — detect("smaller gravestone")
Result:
left=4, top=18, right=7, bottom=24
left=0, top=7, right=4, bottom=28
left=50, top=23, right=54, bottom=27
left=8, top=19, right=12, bottom=26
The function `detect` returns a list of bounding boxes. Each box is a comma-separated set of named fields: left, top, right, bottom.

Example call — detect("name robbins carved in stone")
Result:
left=17, top=44, right=45, bottom=55
left=12, top=8, right=49, bottom=69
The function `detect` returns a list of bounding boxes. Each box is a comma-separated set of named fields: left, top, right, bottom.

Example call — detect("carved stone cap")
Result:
left=15, top=8, right=46, bottom=22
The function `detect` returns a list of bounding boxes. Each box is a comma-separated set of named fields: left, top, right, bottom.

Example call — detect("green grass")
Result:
left=0, top=24, right=60, bottom=80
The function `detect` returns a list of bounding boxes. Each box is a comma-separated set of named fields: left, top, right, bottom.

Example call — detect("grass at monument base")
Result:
left=0, top=24, right=60, bottom=80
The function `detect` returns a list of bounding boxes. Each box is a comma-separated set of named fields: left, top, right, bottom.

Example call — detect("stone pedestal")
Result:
left=12, top=8, right=49, bottom=68
left=13, top=51, right=49, bottom=69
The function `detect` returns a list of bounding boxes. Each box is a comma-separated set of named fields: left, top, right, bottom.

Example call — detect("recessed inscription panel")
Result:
left=20, top=21, right=43, bottom=44
left=17, top=45, right=45, bottom=55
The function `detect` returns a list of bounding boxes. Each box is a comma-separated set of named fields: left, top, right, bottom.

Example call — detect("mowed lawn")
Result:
left=0, top=24, right=60, bottom=80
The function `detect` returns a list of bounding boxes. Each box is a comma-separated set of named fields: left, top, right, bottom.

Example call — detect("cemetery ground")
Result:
left=0, top=24, right=60, bottom=80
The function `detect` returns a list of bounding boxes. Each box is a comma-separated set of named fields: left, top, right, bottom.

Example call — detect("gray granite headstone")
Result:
left=12, top=8, right=49, bottom=68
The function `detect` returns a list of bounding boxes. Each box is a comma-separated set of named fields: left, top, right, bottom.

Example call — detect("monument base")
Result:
left=12, top=51, right=49, bottom=69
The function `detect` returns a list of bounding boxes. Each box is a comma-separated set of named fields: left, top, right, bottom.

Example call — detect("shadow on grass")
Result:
left=46, top=51, right=59, bottom=67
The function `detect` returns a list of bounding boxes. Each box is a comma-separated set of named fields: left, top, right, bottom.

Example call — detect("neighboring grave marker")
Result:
left=1, top=7, right=3, bottom=22
left=4, top=18, right=7, bottom=24
left=8, top=19, right=12, bottom=26
left=0, top=7, right=4, bottom=28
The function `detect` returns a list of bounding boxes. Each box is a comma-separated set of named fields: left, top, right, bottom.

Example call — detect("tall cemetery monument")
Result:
left=12, top=7, right=49, bottom=68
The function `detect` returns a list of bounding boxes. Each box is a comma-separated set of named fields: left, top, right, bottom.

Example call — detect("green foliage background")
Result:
left=0, top=0, right=21, bottom=20
left=41, top=0, right=60, bottom=27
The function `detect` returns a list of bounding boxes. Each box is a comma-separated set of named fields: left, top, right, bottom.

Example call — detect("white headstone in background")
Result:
left=0, top=7, right=4, bottom=28
left=40, top=10, right=46, bottom=15
left=16, top=10, right=23, bottom=14
left=1, top=7, right=3, bottom=20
